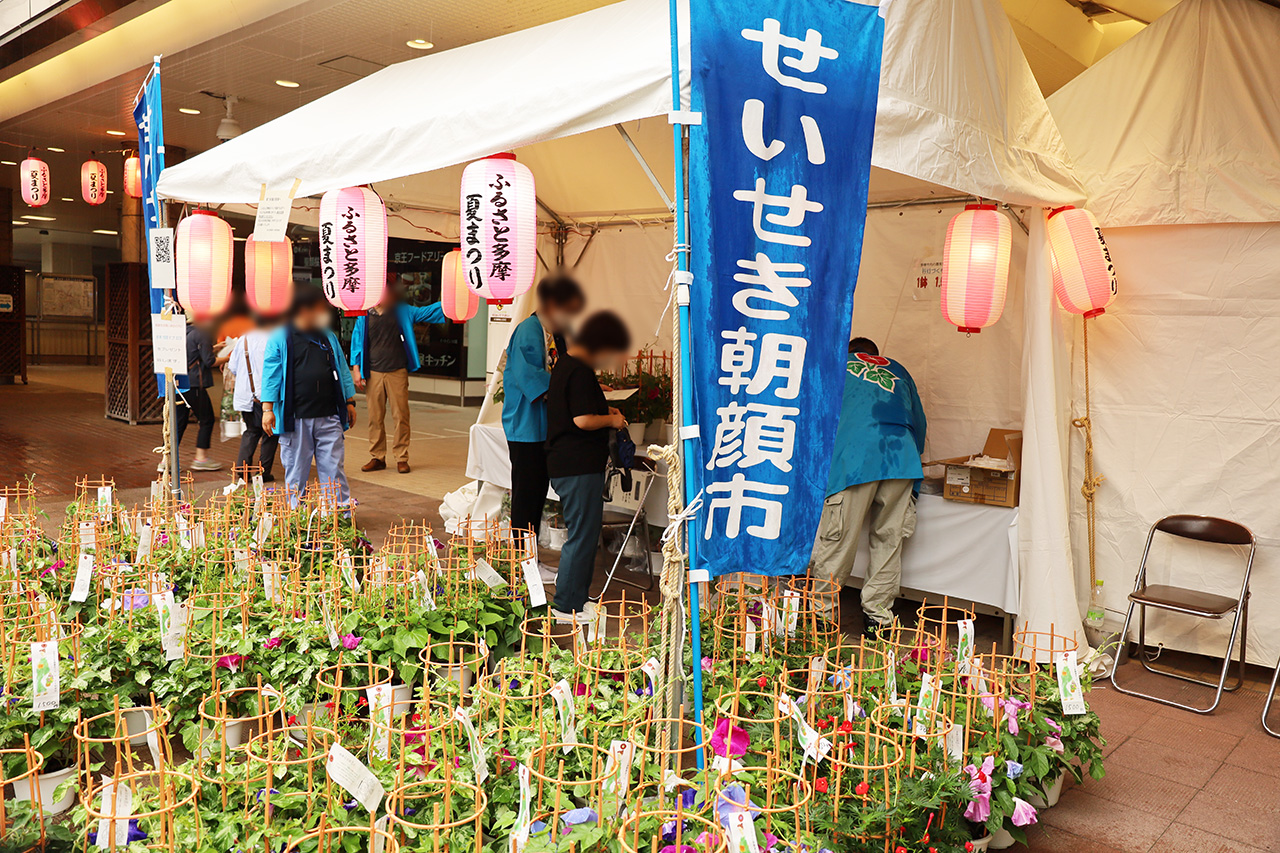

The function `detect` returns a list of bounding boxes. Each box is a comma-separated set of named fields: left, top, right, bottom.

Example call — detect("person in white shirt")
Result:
left=228, top=317, right=283, bottom=481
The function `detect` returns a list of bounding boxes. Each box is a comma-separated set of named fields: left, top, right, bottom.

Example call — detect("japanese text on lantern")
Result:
left=463, top=193, right=482, bottom=288
left=340, top=205, right=361, bottom=293
left=488, top=174, right=512, bottom=281
left=703, top=17, right=835, bottom=543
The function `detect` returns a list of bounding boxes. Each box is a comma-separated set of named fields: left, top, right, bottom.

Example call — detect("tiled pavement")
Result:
left=5, top=367, right=1280, bottom=850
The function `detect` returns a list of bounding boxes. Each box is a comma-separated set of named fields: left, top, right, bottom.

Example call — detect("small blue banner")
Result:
left=687, top=0, right=883, bottom=577
left=133, top=60, right=174, bottom=393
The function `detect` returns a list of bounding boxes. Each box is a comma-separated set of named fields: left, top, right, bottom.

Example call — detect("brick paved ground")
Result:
left=4, top=367, right=1280, bottom=851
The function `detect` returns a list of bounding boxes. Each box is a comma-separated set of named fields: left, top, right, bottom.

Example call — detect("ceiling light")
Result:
left=93, top=229, right=119, bottom=235
left=178, top=108, right=201, bottom=115
left=406, top=38, right=433, bottom=50
left=275, top=79, right=300, bottom=88
left=22, top=215, right=55, bottom=221
left=12, top=220, right=25, bottom=226
left=60, top=198, right=73, bottom=202
left=106, top=130, right=126, bottom=137
left=105, top=189, right=115, bottom=194
left=1, top=160, right=16, bottom=166
left=47, top=146, right=65, bottom=153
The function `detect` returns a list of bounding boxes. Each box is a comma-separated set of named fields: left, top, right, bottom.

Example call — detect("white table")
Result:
left=466, top=422, right=670, bottom=523
left=848, top=492, right=1019, bottom=629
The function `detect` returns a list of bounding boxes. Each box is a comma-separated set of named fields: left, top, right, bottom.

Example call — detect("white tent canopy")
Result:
left=1048, top=0, right=1280, bottom=666
left=159, top=0, right=1090, bottom=647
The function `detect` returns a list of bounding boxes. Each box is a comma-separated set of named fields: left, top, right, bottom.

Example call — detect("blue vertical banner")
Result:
left=687, top=0, right=883, bottom=577
left=132, top=59, right=172, bottom=392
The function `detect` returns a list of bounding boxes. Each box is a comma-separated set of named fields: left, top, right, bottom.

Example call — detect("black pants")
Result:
left=176, top=387, right=215, bottom=450
left=509, top=440, right=549, bottom=540
left=236, top=401, right=279, bottom=476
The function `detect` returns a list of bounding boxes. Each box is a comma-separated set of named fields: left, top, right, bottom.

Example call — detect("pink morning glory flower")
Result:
left=1011, top=797, right=1039, bottom=827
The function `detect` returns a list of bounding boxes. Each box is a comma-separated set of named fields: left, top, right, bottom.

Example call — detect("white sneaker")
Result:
left=550, top=607, right=595, bottom=625
left=191, top=459, right=223, bottom=472
left=537, top=562, right=559, bottom=583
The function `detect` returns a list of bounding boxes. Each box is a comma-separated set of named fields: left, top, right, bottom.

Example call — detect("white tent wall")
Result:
left=1064, top=222, right=1280, bottom=666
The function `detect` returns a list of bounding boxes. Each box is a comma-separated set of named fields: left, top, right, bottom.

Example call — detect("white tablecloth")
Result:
left=848, top=492, right=1019, bottom=615
left=466, top=422, right=670, bottom=523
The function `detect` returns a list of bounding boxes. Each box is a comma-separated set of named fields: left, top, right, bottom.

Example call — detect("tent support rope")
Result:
left=1072, top=318, right=1104, bottom=588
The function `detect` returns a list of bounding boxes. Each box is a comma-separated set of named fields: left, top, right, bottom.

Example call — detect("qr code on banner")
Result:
left=154, top=234, right=172, bottom=264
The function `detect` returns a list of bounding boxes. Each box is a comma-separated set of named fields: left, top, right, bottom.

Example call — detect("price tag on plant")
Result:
left=587, top=606, right=608, bottom=645
left=1057, top=650, right=1087, bottom=715
left=136, top=524, right=153, bottom=563
left=175, top=513, right=191, bottom=550
left=367, top=684, right=394, bottom=759
left=946, top=721, right=965, bottom=761
left=251, top=473, right=264, bottom=497
left=339, top=551, right=361, bottom=592
left=777, top=693, right=831, bottom=764
left=320, top=599, right=340, bottom=650
left=913, top=672, right=939, bottom=736
left=0, top=496, right=7, bottom=525
left=744, top=618, right=758, bottom=654
left=451, top=706, right=489, bottom=785
left=415, top=569, right=437, bottom=611
left=641, top=657, right=661, bottom=698
left=96, top=485, right=113, bottom=519
left=426, top=536, right=440, bottom=567
left=233, top=548, right=250, bottom=580
left=549, top=679, right=580, bottom=753
left=190, top=521, right=205, bottom=549
left=511, top=763, right=533, bottom=853
left=254, top=512, right=274, bottom=545
left=956, top=619, right=975, bottom=675
left=472, top=557, right=507, bottom=589
left=602, top=740, right=636, bottom=810
left=95, top=774, right=134, bottom=850
left=524, top=528, right=539, bottom=562
left=806, top=655, right=826, bottom=697
left=728, top=811, right=762, bottom=853
left=70, top=552, right=94, bottom=603
left=30, top=640, right=60, bottom=711
left=886, top=649, right=900, bottom=710
left=262, top=561, right=283, bottom=602
left=79, top=521, right=96, bottom=554
left=372, top=815, right=391, bottom=853
left=519, top=557, right=546, bottom=607
left=780, top=589, right=801, bottom=638
left=325, top=743, right=384, bottom=812
left=154, top=590, right=184, bottom=661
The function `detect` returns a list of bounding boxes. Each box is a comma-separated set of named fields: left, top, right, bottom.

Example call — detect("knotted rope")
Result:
left=153, top=366, right=176, bottom=498
left=1071, top=318, right=1104, bottom=588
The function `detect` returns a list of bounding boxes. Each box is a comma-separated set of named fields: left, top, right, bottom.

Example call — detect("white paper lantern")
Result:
left=318, top=186, right=387, bottom=316
left=459, top=153, right=536, bottom=304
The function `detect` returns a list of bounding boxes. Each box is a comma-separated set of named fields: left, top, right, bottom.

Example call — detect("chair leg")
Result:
left=1263, top=657, right=1280, bottom=739
left=1116, top=600, right=1245, bottom=715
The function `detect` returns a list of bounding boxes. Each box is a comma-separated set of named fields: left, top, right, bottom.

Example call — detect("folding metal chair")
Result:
left=1263, top=660, right=1280, bottom=738
left=1109, top=514, right=1253, bottom=714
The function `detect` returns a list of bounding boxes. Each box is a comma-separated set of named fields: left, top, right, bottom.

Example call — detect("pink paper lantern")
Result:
left=20, top=157, right=50, bottom=207
left=440, top=248, right=478, bottom=323
left=1047, top=206, right=1117, bottom=317
left=318, top=186, right=387, bottom=317
left=176, top=210, right=233, bottom=320
left=245, top=235, right=294, bottom=317
left=81, top=159, right=108, bottom=206
left=460, top=153, right=536, bottom=304
left=940, top=203, right=1011, bottom=333
left=123, top=155, right=142, bottom=199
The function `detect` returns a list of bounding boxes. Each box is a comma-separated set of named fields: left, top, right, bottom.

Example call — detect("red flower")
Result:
left=286, top=714, right=298, bottom=726
left=814, top=777, right=829, bottom=794
left=855, top=781, right=869, bottom=796
left=838, top=720, right=854, bottom=734
left=895, top=848, right=907, bottom=853
left=815, top=718, right=831, bottom=731
left=755, top=676, right=768, bottom=689
left=965, top=844, right=975, bottom=852
left=357, top=696, right=368, bottom=708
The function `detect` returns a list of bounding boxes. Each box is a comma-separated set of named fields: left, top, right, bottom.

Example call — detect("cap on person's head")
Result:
left=848, top=336, right=879, bottom=356
left=574, top=310, right=631, bottom=354
left=537, top=273, right=585, bottom=308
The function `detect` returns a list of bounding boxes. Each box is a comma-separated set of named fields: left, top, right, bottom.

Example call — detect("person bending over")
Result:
left=260, top=287, right=357, bottom=507
left=503, top=275, right=585, bottom=545
left=808, top=337, right=926, bottom=639
left=545, top=311, right=631, bottom=623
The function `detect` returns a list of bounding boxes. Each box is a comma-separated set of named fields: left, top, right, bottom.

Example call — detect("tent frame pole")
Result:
left=669, top=0, right=707, bottom=768
left=616, top=123, right=674, bottom=212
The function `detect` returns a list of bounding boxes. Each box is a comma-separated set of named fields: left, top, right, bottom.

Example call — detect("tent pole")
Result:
left=615, top=123, right=674, bottom=212
left=669, top=0, right=707, bottom=768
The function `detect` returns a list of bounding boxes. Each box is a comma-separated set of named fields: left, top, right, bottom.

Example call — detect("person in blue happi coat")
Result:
left=809, top=337, right=927, bottom=638
left=348, top=283, right=447, bottom=474
left=502, top=275, right=585, bottom=550
left=261, top=286, right=358, bottom=507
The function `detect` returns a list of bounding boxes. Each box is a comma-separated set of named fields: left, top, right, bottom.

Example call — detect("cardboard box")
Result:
left=932, top=429, right=1023, bottom=508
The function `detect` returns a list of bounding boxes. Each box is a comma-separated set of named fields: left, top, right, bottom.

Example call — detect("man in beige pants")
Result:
left=809, top=338, right=926, bottom=638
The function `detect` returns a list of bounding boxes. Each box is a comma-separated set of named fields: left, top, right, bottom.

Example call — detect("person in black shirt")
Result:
left=545, top=311, right=632, bottom=622
left=176, top=318, right=223, bottom=472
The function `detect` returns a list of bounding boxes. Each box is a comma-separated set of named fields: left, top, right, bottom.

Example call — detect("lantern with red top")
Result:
left=318, top=186, right=387, bottom=317
left=20, top=154, right=50, bottom=207
left=459, top=153, right=536, bottom=305
left=440, top=248, right=478, bottom=323
left=81, top=156, right=108, bottom=206
left=175, top=210, right=233, bottom=320
left=939, top=203, right=1011, bottom=334
left=123, top=154, right=142, bottom=199
left=1047, top=205, right=1117, bottom=317
left=245, top=235, right=294, bottom=317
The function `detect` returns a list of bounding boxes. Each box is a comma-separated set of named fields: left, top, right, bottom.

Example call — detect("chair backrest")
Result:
left=1154, top=514, right=1253, bottom=547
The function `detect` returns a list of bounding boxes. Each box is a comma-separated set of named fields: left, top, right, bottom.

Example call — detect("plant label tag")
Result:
left=339, top=551, right=360, bottom=592
left=252, top=473, right=264, bottom=497
left=176, top=513, right=192, bottom=550
left=367, top=684, right=394, bottom=759
left=367, top=556, right=388, bottom=588
left=70, top=552, right=94, bottom=603
left=843, top=693, right=864, bottom=722
left=780, top=589, right=801, bottom=637
left=641, top=657, right=661, bottom=698
left=478, top=638, right=490, bottom=659
left=117, top=509, right=133, bottom=536
left=744, top=618, right=758, bottom=654
left=426, top=536, right=440, bottom=567
left=524, top=528, right=539, bottom=562
left=0, top=496, right=6, bottom=524
left=262, top=561, right=282, bottom=602
left=31, top=641, right=60, bottom=710
left=414, top=569, right=437, bottom=611
left=253, top=513, right=274, bottom=545
left=233, top=549, right=250, bottom=580
left=602, top=740, right=636, bottom=807
left=549, top=679, right=579, bottom=752
left=956, top=619, right=975, bottom=674
left=191, top=521, right=205, bottom=549
left=806, top=655, right=826, bottom=697
left=96, top=486, right=113, bottom=518
left=519, top=557, right=546, bottom=607
left=155, top=591, right=184, bottom=661
left=946, top=722, right=965, bottom=761
left=777, top=693, right=831, bottom=764
left=150, top=481, right=162, bottom=502
left=886, top=649, right=901, bottom=711
left=511, top=763, right=533, bottom=853
left=320, top=600, right=340, bottom=649
left=473, top=558, right=507, bottom=589
left=79, top=521, right=96, bottom=554
left=451, top=706, right=489, bottom=785
left=914, top=673, right=938, bottom=736
left=95, top=775, right=134, bottom=849
left=325, top=743, right=384, bottom=812
left=728, top=811, right=762, bottom=853
left=372, top=815, right=390, bottom=853
left=136, top=524, right=153, bottom=563
left=1057, top=650, right=1087, bottom=715
left=587, top=606, right=608, bottom=645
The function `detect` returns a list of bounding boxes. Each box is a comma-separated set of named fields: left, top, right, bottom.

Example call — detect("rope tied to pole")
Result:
left=1071, top=318, right=1104, bottom=587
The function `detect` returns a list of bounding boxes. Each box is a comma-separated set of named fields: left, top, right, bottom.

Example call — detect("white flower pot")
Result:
left=388, top=683, right=415, bottom=715
left=990, top=827, right=1016, bottom=849
left=11, top=766, right=76, bottom=814
left=432, top=662, right=475, bottom=697
left=198, top=718, right=248, bottom=757
left=122, top=708, right=153, bottom=746
left=546, top=525, right=568, bottom=551
left=626, top=423, right=646, bottom=446
left=1027, top=773, right=1064, bottom=809
left=968, top=836, right=993, bottom=852
left=288, top=702, right=330, bottom=742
